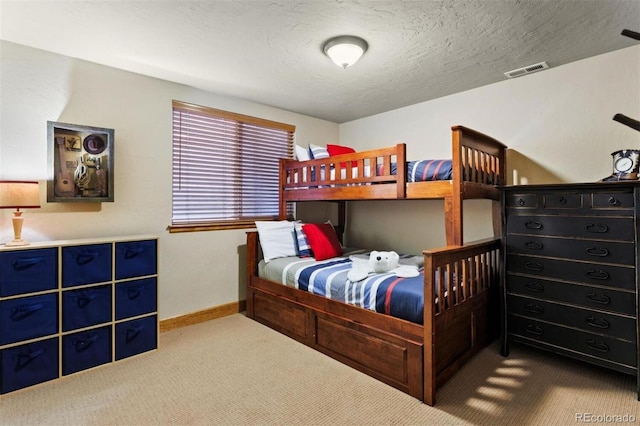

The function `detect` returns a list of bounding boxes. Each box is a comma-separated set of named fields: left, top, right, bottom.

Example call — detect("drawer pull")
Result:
left=525, top=241, right=543, bottom=250
left=586, top=316, right=610, bottom=329
left=13, top=349, right=46, bottom=371
left=10, top=303, right=45, bottom=321
left=558, top=196, right=567, bottom=205
left=124, top=325, right=146, bottom=343
left=525, top=324, right=544, bottom=336
left=74, top=333, right=100, bottom=352
left=525, top=303, right=544, bottom=315
left=75, top=250, right=99, bottom=266
left=585, top=223, right=608, bottom=233
left=11, top=257, right=45, bottom=271
left=585, top=247, right=609, bottom=257
left=586, top=269, right=610, bottom=280
left=124, top=247, right=146, bottom=259
left=586, top=339, right=610, bottom=353
left=73, top=293, right=100, bottom=308
left=517, top=198, right=526, bottom=206
left=525, top=282, right=544, bottom=292
left=586, top=293, right=610, bottom=305
left=524, top=221, right=543, bottom=230
left=525, top=261, right=543, bottom=272
left=608, top=196, right=620, bottom=206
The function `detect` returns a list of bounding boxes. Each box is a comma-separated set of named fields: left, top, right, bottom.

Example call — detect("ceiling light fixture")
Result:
left=323, top=35, right=368, bottom=69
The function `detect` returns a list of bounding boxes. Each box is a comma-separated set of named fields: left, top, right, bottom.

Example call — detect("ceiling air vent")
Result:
left=504, top=61, right=549, bottom=79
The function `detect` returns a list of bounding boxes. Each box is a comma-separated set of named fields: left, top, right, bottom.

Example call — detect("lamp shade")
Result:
left=323, top=35, right=368, bottom=69
left=0, top=181, right=41, bottom=209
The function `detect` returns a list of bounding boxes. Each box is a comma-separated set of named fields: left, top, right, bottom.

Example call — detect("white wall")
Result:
left=0, top=41, right=339, bottom=320
left=340, top=46, right=640, bottom=253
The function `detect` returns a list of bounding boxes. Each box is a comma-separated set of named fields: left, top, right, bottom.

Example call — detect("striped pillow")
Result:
left=294, top=222, right=313, bottom=257
left=308, top=143, right=330, bottom=160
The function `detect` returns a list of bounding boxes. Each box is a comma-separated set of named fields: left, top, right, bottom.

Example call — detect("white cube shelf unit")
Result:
left=0, top=235, right=158, bottom=394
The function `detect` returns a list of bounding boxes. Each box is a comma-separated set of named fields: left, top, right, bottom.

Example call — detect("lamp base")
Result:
left=5, top=239, right=30, bottom=247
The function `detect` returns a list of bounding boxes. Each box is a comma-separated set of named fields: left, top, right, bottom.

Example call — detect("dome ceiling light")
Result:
left=322, top=35, right=368, bottom=69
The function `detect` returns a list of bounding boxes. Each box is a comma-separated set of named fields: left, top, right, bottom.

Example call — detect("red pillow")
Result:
left=327, top=144, right=357, bottom=168
left=301, top=223, right=343, bottom=261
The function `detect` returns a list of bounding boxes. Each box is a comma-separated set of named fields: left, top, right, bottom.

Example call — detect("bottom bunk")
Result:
left=245, top=231, right=501, bottom=405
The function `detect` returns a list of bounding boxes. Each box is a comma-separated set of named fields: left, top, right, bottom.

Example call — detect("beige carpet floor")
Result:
left=1, top=313, right=639, bottom=425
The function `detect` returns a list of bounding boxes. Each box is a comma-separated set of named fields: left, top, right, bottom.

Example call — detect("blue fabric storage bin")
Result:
left=115, top=315, right=157, bottom=360
left=115, top=278, right=157, bottom=320
left=0, top=248, right=57, bottom=297
left=0, top=293, right=58, bottom=345
left=115, top=240, right=157, bottom=280
left=62, top=285, right=112, bottom=331
left=62, top=326, right=112, bottom=375
left=62, top=243, right=112, bottom=288
left=1, top=337, right=59, bottom=394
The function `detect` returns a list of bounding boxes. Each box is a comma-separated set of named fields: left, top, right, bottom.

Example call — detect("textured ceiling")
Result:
left=1, top=0, right=639, bottom=123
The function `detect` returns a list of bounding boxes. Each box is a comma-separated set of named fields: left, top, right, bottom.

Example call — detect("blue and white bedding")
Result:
left=258, top=250, right=427, bottom=325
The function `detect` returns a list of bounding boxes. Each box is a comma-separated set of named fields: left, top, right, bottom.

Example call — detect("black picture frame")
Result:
left=47, top=121, right=115, bottom=202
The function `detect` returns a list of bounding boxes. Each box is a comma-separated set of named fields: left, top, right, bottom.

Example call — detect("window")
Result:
left=170, top=101, right=295, bottom=232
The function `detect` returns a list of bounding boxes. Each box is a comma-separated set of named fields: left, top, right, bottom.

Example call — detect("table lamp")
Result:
left=0, top=181, right=41, bottom=246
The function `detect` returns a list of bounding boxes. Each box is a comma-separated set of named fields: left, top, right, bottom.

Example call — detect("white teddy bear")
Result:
left=347, top=250, right=420, bottom=282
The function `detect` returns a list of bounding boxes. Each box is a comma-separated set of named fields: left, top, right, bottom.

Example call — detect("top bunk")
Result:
left=279, top=125, right=507, bottom=206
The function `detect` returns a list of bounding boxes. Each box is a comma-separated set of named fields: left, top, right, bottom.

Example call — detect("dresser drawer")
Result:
left=0, top=294, right=58, bottom=345
left=508, top=316, right=636, bottom=367
left=0, top=248, right=57, bottom=297
left=507, top=254, right=635, bottom=290
left=507, top=215, right=634, bottom=241
left=115, top=315, right=157, bottom=360
left=506, top=234, right=635, bottom=265
left=506, top=275, right=635, bottom=315
left=543, top=192, right=583, bottom=209
left=62, top=284, right=112, bottom=331
left=62, top=326, right=112, bottom=376
left=115, top=278, right=157, bottom=320
left=507, top=294, right=635, bottom=341
left=62, top=243, right=112, bottom=288
left=506, top=193, right=538, bottom=209
left=115, top=240, right=157, bottom=280
left=0, top=337, right=59, bottom=394
left=592, top=192, right=635, bottom=209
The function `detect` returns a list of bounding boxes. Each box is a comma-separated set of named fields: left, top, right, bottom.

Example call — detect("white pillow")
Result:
left=255, top=220, right=297, bottom=263
left=295, top=145, right=310, bottom=161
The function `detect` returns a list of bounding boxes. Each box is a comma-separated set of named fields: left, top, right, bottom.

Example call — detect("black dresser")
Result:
left=501, top=182, right=639, bottom=399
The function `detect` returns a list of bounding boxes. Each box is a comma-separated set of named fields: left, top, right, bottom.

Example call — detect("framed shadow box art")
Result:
left=47, top=121, right=114, bottom=202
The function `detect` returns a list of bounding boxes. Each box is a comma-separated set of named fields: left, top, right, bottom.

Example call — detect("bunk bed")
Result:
left=246, top=125, right=507, bottom=405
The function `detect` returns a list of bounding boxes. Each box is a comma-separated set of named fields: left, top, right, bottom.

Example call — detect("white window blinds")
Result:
left=171, top=101, right=294, bottom=230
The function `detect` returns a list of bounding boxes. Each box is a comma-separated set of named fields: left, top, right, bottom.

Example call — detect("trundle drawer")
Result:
left=507, top=294, right=635, bottom=342
left=508, top=315, right=636, bottom=367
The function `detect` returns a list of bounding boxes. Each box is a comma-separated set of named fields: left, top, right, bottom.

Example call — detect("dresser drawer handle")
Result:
left=525, top=282, right=544, bottom=292
left=586, top=339, right=609, bottom=353
left=585, top=247, right=609, bottom=257
left=524, top=221, right=543, bottom=230
left=75, top=250, right=99, bottom=266
left=586, top=316, right=610, bottom=329
left=11, top=257, right=45, bottom=271
left=525, top=262, right=543, bottom=272
left=585, top=223, right=609, bottom=233
left=13, top=349, right=46, bottom=371
left=525, top=303, right=544, bottom=315
left=586, top=293, right=610, bottom=305
left=525, top=324, right=544, bottom=336
left=525, top=241, right=543, bottom=250
left=608, top=196, right=620, bottom=206
left=74, top=333, right=100, bottom=352
left=586, top=269, right=610, bottom=280
left=10, top=303, right=45, bottom=321
left=517, top=198, right=526, bottom=206
left=558, top=196, right=567, bottom=204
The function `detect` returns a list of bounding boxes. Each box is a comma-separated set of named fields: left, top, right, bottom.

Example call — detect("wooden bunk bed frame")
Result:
left=247, top=125, right=506, bottom=405
left=279, top=125, right=506, bottom=246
